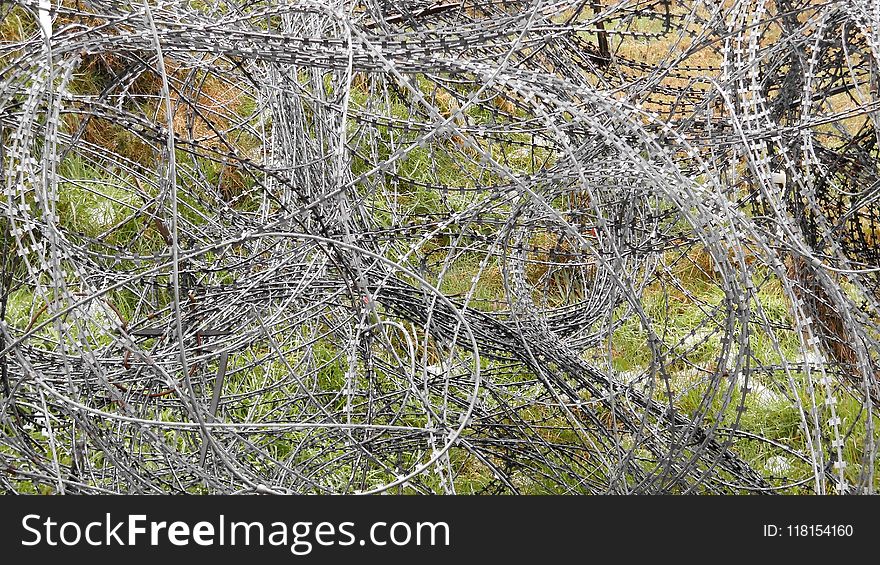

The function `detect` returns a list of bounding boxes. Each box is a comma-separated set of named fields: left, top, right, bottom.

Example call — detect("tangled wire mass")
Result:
left=2, top=0, right=880, bottom=494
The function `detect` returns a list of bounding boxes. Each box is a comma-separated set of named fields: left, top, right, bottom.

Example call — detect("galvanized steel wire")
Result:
left=1, top=0, right=879, bottom=493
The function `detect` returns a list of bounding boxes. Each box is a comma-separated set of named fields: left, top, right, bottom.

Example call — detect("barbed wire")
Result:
left=1, top=0, right=878, bottom=494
